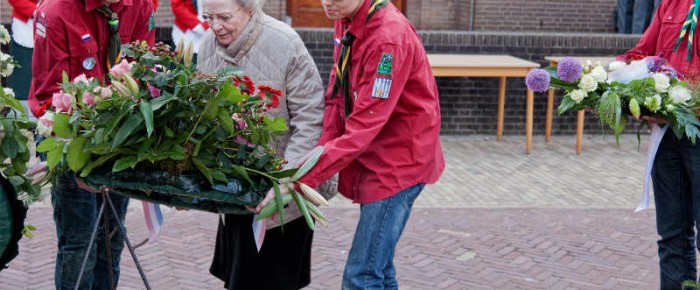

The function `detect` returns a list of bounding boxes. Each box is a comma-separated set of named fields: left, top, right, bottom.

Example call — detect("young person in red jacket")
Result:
left=255, top=0, right=445, bottom=288
left=620, top=0, right=700, bottom=288
left=29, top=0, right=155, bottom=288
left=170, top=0, right=208, bottom=54
left=7, top=0, right=37, bottom=107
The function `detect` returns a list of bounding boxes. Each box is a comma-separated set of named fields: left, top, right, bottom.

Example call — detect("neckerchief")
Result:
left=84, top=1, right=121, bottom=69
left=331, top=0, right=389, bottom=117
left=673, top=0, right=700, bottom=61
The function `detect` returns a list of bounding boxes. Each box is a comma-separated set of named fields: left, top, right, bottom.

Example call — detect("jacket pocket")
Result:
left=657, top=13, right=684, bottom=53
left=69, top=40, right=100, bottom=76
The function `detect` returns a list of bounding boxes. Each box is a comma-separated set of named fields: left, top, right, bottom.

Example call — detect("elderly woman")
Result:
left=196, top=0, right=335, bottom=289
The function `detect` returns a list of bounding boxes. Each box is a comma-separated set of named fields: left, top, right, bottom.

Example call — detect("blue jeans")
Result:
left=652, top=131, right=700, bottom=290
left=52, top=173, right=129, bottom=290
left=618, top=0, right=660, bottom=34
left=342, top=183, right=425, bottom=290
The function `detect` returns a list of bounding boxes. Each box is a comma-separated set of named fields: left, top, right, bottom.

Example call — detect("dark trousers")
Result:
left=618, top=0, right=661, bottom=34
left=7, top=39, right=32, bottom=101
left=652, top=131, right=700, bottom=289
left=52, top=173, right=130, bottom=290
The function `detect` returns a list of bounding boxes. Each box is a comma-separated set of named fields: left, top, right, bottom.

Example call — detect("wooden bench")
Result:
left=544, top=56, right=616, bottom=154
left=428, top=54, right=541, bottom=153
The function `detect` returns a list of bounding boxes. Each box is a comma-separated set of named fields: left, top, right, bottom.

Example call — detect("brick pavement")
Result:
left=0, top=135, right=665, bottom=289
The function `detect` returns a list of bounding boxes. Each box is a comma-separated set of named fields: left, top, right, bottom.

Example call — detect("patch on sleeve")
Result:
left=371, top=77, right=392, bottom=99
left=148, top=12, right=155, bottom=31
left=377, top=53, right=393, bottom=76
left=35, top=12, right=47, bottom=38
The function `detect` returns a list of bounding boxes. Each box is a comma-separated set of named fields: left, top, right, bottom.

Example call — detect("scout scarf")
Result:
left=332, top=0, right=389, bottom=117
left=81, top=0, right=122, bottom=69
left=673, top=0, right=700, bottom=61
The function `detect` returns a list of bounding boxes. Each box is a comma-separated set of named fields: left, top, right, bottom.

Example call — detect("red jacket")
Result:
left=8, top=0, right=37, bottom=22
left=171, top=0, right=208, bottom=32
left=299, top=1, right=445, bottom=204
left=622, top=0, right=700, bottom=76
left=29, top=0, right=156, bottom=117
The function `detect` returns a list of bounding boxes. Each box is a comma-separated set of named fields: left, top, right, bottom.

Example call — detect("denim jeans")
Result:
left=52, top=173, right=129, bottom=290
left=342, top=183, right=425, bottom=290
left=617, top=0, right=660, bottom=34
left=652, top=131, right=700, bottom=290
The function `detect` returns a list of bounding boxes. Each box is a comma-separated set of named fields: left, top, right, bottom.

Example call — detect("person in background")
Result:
left=7, top=0, right=38, bottom=114
left=254, top=0, right=445, bottom=288
left=618, top=0, right=663, bottom=34
left=171, top=0, right=208, bottom=55
left=29, top=0, right=155, bottom=288
left=197, top=0, right=336, bottom=289
left=619, top=0, right=700, bottom=288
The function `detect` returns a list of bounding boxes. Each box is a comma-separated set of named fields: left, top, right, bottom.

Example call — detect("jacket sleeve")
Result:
left=133, top=1, right=156, bottom=46
left=152, top=0, right=158, bottom=11
left=30, top=10, right=69, bottom=117
left=299, top=42, right=412, bottom=188
left=620, top=0, right=667, bottom=60
left=8, top=0, right=36, bottom=20
left=171, top=0, right=208, bottom=30
left=281, top=41, right=325, bottom=166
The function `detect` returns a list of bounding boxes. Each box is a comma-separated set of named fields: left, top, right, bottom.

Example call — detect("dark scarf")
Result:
left=83, top=0, right=122, bottom=68
left=331, top=0, right=389, bottom=117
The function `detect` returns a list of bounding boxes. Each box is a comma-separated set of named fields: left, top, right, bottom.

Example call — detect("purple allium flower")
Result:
left=525, top=69, right=551, bottom=92
left=557, top=57, right=583, bottom=82
left=646, top=56, right=666, bottom=73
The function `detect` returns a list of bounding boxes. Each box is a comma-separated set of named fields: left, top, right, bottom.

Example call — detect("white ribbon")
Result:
left=636, top=124, right=668, bottom=212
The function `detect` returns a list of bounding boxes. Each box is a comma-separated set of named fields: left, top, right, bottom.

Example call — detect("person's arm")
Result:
left=171, top=0, right=209, bottom=31
left=151, top=0, right=158, bottom=11
left=133, top=0, right=157, bottom=46
left=620, top=0, right=667, bottom=60
left=30, top=11, right=69, bottom=117
left=281, top=42, right=326, bottom=167
left=298, top=43, right=413, bottom=188
left=8, top=0, right=36, bottom=20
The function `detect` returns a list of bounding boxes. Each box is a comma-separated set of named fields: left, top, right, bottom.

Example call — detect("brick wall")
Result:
left=1, top=0, right=617, bottom=32
left=292, top=30, right=642, bottom=136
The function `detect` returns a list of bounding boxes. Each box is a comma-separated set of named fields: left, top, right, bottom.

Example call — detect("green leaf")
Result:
left=291, top=146, right=324, bottom=182
left=62, top=71, right=69, bottom=84
left=1, top=135, right=19, bottom=159
left=164, top=126, right=175, bottom=138
left=211, top=170, right=228, bottom=183
left=8, top=176, right=24, bottom=187
left=264, top=117, right=289, bottom=132
left=273, top=181, right=286, bottom=226
left=67, top=136, right=90, bottom=172
left=257, top=193, right=293, bottom=219
left=268, top=168, right=298, bottom=179
left=192, top=158, right=213, bottom=184
left=151, top=94, right=176, bottom=111
left=53, top=113, right=74, bottom=139
left=165, top=144, right=186, bottom=160
left=292, top=191, right=315, bottom=230
left=46, top=142, right=65, bottom=169
left=80, top=151, right=120, bottom=177
left=112, top=156, right=139, bottom=172
left=203, top=99, right=218, bottom=121
left=218, top=108, right=235, bottom=135
left=557, top=96, right=577, bottom=115
left=111, top=114, right=144, bottom=149
left=139, top=100, right=154, bottom=137
left=218, top=82, right=245, bottom=103
left=232, top=165, right=254, bottom=185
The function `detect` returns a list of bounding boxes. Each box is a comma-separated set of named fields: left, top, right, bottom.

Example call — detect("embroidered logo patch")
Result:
left=148, top=12, right=155, bottom=31
left=35, top=22, right=46, bottom=38
left=81, top=33, right=91, bottom=42
left=371, top=77, right=392, bottom=99
left=377, top=53, right=393, bottom=76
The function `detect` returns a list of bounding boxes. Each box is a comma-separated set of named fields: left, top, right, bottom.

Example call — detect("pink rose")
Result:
left=82, top=91, right=95, bottom=107
left=231, top=113, right=247, bottom=129
left=109, top=59, right=133, bottom=80
left=36, top=111, right=55, bottom=137
left=98, top=87, right=112, bottom=99
left=147, top=83, right=161, bottom=98
left=51, top=91, right=73, bottom=113
left=73, top=74, right=90, bottom=85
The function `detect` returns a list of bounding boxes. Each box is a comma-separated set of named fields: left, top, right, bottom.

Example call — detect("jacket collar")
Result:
left=84, top=0, right=133, bottom=13
left=216, top=10, right=263, bottom=65
left=344, top=0, right=371, bottom=40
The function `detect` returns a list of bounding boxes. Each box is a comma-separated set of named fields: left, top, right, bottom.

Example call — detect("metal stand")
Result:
left=74, top=189, right=151, bottom=290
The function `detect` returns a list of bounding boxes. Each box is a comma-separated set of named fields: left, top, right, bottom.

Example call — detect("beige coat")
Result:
left=197, top=11, right=337, bottom=228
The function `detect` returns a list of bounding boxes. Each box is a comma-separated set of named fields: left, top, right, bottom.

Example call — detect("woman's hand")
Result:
left=248, top=184, right=291, bottom=215
left=641, top=115, right=668, bottom=124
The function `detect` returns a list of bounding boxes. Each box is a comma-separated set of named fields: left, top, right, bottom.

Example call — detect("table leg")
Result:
left=576, top=110, right=585, bottom=155
left=526, top=89, right=534, bottom=154
left=497, top=76, right=506, bottom=140
left=546, top=88, right=554, bottom=142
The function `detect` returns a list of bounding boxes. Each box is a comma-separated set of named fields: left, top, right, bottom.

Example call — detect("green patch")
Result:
left=148, top=12, right=155, bottom=31
left=377, top=53, right=393, bottom=76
